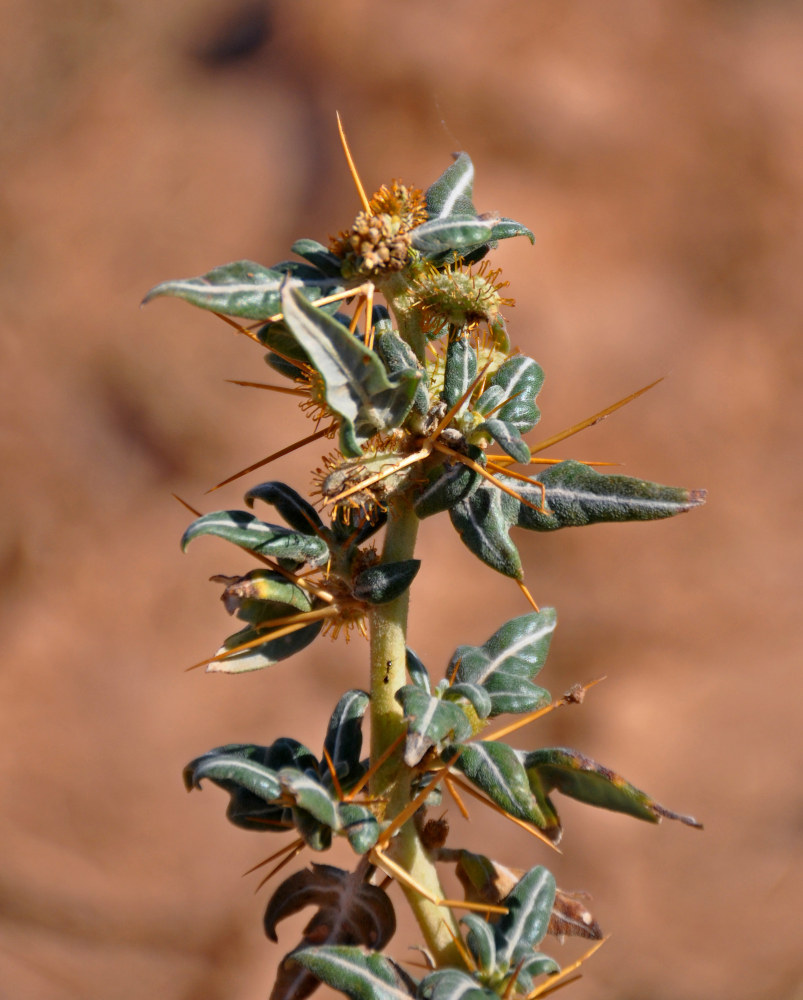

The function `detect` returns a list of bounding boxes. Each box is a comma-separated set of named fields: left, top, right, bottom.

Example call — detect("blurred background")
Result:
left=1, top=1, right=801, bottom=998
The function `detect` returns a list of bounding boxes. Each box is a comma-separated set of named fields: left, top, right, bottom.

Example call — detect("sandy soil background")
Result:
left=1, top=2, right=801, bottom=998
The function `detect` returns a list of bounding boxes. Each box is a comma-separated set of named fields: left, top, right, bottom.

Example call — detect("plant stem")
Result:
left=382, top=273, right=427, bottom=363
left=369, top=501, right=419, bottom=780
left=368, top=502, right=462, bottom=965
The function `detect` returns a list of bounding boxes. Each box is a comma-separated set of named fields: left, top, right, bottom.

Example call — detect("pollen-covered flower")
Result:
left=410, top=259, right=514, bottom=337
left=331, top=181, right=427, bottom=279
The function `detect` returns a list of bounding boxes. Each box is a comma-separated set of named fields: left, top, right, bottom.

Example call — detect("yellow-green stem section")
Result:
left=369, top=503, right=462, bottom=964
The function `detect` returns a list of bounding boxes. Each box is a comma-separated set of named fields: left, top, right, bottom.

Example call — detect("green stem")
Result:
left=381, top=272, right=427, bottom=363
left=369, top=502, right=462, bottom=965
left=369, top=502, right=419, bottom=780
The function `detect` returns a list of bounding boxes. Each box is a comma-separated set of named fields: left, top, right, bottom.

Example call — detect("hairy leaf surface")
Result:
left=418, top=968, right=496, bottom=1000
left=245, top=481, right=325, bottom=534
left=323, top=690, right=369, bottom=785
left=472, top=419, right=530, bottom=464
left=352, top=560, right=421, bottom=605
left=451, top=610, right=555, bottom=717
left=449, top=740, right=545, bottom=827
left=210, top=618, right=323, bottom=673
left=485, top=356, right=544, bottom=433
left=494, top=866, right=556, bottom=967
left=143, top=259, right=342, bottom=319
left=443, top=335, right=477, bottom=410
left=397, top=687, right=474, bottom=766
left=512, top=461, right=707, bottom=530
left=281, top=285, right=420, bottom=456
left=449, top=481, right=523, bottom=579
left=292, top=946, right=413, bottom=1000
left=522, top=747, right=703, bottom=829
left=182, top=510, right=329, bottom=567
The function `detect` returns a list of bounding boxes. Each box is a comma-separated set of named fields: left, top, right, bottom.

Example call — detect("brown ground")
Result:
left=1, top=2, right=801, bottom=998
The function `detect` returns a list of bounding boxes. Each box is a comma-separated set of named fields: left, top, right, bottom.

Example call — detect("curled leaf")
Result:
left=548, top=888, right=603, bottom=941
left=245, top=481, right=325, bottom=535
left=419, top=968, right=497, bottom=1000
left=281, top=285, right=420, bottom=456
left=143, top=259, right=342, bottom=320
left=449, top=479, right=523, bottom=580
left=182, top=510, right=329, bottom=568
left=209, top=618, right=323, bottom=673
left=449, top=740, right=546, bottom=828
left=184, top=739, right=316, bottom=831
left=264, top=863, right=395, bottom=947
left=494, top=866, right=556, bottom=967
left=352, top=560, right=421, bottom=605
left=323, top=690, right=369, bottom=785
left=512, top=461, right=708, bottom=531
left=522, top=747, right=703, bottom=829
left=451, top=610, right=555, bottom=717
left=485, top=355, right=544, bottom=433
left=291, top=945, right=413, bottom=1000
left=397, top=686, right=474, bottom=766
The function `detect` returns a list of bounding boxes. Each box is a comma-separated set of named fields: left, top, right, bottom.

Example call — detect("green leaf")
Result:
left=216, top=570, right=314, bottom=622
left=473, top=419, right=530, bottom=464
left=487, top=218, right=535, bottom=246
left=443, top=682, right=492, bottom=721
left=485, top=356, right=544, bottom=433
left=293, top=807, right=333, bottom=852
left=352, top=560, right=421, bottom=604
left=419, top=968, right=496, bottom=1000
left=522, top=748, right=703, bottom=829
left=210, top=618, right=323, bottom=673
left=443, top=334, right=477, bottom=409
left=244, top=481, right=324, bottom=535
left=281, top=285, right=420, bottom=457
left=323, top=690, right=369, bottom=785
left=143, top=259, right=342, bottom=320
left=397, top=687, right=474, bottom=766
left=292, top=238, right=345, bottom=277
left=450, top=462, right=705, bottom=577
left=451, top=610, right=556, bottom=717
left=281, top=770, right=339, bottom=831
left=184, top=745, right=281, bottom=823
left=494, top=866, right=556, bottom=967
left=258, top=320, right=312, bottom=379
left=449, top=740, right=545, bottom=826
left=510, top=461, right=708, bottom=531
left=421, top=153, right=534, bottom=262
left=292, top=945, right=412, bottom=1000
left=183, top=510, right=330, bottom=568
left=413, top=460, right=480, bottom=520
left=425, top=152, right=478, bottom=218
left=405, top=647, right=431, bottom=692
left=184, top=739, right=316, bottom=830
left=460, top=914, right=497, bottom=973
left=474, top=384, right=505, bottom=416
left=337, top=802, right=380, bottom=854
left=374, top=329, right=429, bottom=415
left=509, top=953, right=561, bottom=994
left=411, top=216, right=496, bottom=257
left=449, top=481, right=523, bottom=580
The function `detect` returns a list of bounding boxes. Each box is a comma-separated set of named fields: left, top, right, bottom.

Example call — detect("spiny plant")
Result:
left=144, top=119, right=706, bottom=1000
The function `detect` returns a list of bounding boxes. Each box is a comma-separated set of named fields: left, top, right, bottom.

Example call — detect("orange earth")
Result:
left=1, top=3, right=801, bottom=999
